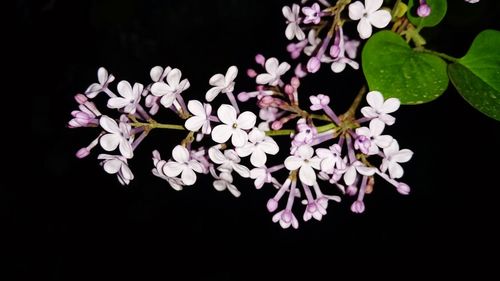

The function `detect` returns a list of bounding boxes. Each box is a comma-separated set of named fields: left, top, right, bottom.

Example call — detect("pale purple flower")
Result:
left=163, top=145, right=204, bottom=186
left=309, top=94, right=330, bottom=111
left=302, top=3, right=321, bottom=24
left=287, top=40, right=308, bottom=59
left=68, top=104, right=99, bottom=128
left=259, top=107, right=279, bottom=122
left=344, top=36, right=360, bottom=59
left=315, top=144, right=346, bottom=174
left=98, top=154, right=134, bottom=185
left=256, top=57, right=291, bottom=86
left=99, top=115, right=133, bottom=159
left=283, top=4, right=305, bottom=40
left=284, top=145, right=320, bottom=186
left=213, top=171, right=241, bottom=197
left=417, top=0, right=431, bottom=17
left=380, top=140, right=413, bottom=179
left=348, top=0, right=391, bottom=39
left=272, top=209, right=299, bottom=229
left=107, top=81, right=143, bottom=114
left=292, top=119, right=317, bottom=147
left=344, top=161, right=376, bottom=186
left=236, top=128, right=279, bottom=167
left=184, top=100, right=212, bottom=135
left=303, top=30, right=321, bottom=56
left=351, top=200, right=365, bottom=213
left=208, top=147, right=250, bottom=178
left=250, top=167, right=273, bottom=189
left=205, top=66, right=238, bottom=102
left=361, top=91, right=400, bottom=125
left=355, top=119, right=394, bottom=155
left=211, top=104, right=256, bottom=147
left=151, top=150, right=184, bottom=191
left=150, top=69, right=190, bottom=108
left=85, top=67, right=115, bottom=98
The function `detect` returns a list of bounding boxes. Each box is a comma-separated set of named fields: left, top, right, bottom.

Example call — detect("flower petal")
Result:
left=348, top=1, right=365, bottom=20
left=356, top=165, right=376, bottom=176
left=299, top=165, right=316, bottom=186
left=160, top=94, right=175, bottom=108
left=392, top=149, right=413, bottom=163
left=185, top=116, right=205, bottom=132
left=235, top=143, right=254, bottom=157
left=361, top=106, right=378, bottom=118
left=166, top=69, right=181, bottom=87
left=150, top=66, right=164, bottom=82
left=151, top=82, right=171, bottom=96
left=250, top=148, right=267, bottom=167
left=366, top=91, right=384, bottom=110
left=187, top=100, right=204, bottom=117
left=217, top=104, right=237, bottom=125
left=97, top=67, right=108, bottom=85
left=248, top=128, right=265, bottom=143
left=277, top=62, right=291, bottom=76
left=117, top=80, right=133, bottom=99
left=384, top=140, right=400, bottom=156
left=368, top=9, right=391, bottom=28
left=256, top=73, right=275, bottom=85
left=365, top=0, right=383, bottom=14
left=369, top=118, right=385, bottom=137
left=344, top=166, right=357, bottom=186
left=181, top=168, right=197, bottom=185
left=225, top=66, right=238, bottom=84
left=208, top=147, right=226, bottom=164
left=374, top=135, right=393, bottom=148
left=265, top=58, right=279, bottom=74
left=211, top=124, right=232, bottom=144
left=99, top=116, right=120, bottom=133
left=388, top=162, right=404, bottom=179
left=164, top=161, right=184, bottom=177
left=231, top=129, right=248, bottom=147
left=357, top=17, right=373, bottom=39
left=382, top=98, right=400, bottom=113
left=285, top=156, right=303, bottom=171
left=259, top=138, right=279, bottom=155
left=282, top=6, right=292, bottom=21
left=233, top=164, right=250, bottom=178
left=298, top=145, right=314, bottom=159
left=209, top=73, right=225, bottom=87
left=331, top=61, right=347, bottom=73
left=120, top=164, right=134, bottom=181
left=172, top=145, right=189, bottom=163
left=119, top=138, right=134, bottom=159
left=103, top=159, right=122, bottom=174
left=237, top=111, right=257, bottom=130
left=100, top=134, right=120, bottom=152
left=107, top=98, right=130, bottom=109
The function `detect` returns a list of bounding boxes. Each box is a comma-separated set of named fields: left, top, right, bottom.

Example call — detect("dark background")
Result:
left=16, top=0, right=500, bottom=279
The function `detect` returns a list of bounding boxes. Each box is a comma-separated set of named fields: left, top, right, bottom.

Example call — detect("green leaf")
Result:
left=407, top=0, right=447, bottom=28
left=362, top=31, right=449, bottom=104
left=448, top=30, right=500, bottom=121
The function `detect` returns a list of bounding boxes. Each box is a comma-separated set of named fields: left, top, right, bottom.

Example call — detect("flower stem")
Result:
left=131, top=121, right=186, bottom=131
left=414, top=47, right=459, bottom=63
left=343, top=85, right=367, bottom=119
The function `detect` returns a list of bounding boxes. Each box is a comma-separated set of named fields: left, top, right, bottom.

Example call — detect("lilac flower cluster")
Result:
left=69, top=0, right=417, bottom=229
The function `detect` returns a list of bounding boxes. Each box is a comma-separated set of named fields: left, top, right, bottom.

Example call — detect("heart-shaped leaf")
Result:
left=448, top=29, right=500, bottom=121
left=362, top=31, right=449, bottom=104
left=407, top=0, right=447, bottom=28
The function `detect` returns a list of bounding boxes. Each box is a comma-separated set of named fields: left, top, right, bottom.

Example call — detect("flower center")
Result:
left=232, top=123, right=238, bottom=128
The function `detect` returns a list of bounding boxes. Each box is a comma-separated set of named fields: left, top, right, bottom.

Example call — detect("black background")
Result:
left=17, top=0, right=500, bottom=279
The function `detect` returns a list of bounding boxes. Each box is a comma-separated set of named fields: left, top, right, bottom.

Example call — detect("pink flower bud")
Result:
left=238, top=92, right=250, bottom=102
left=346, top=185, right=358, bottom=196
left=329, top=45, right=340, bottom=58
left=255, top=54, right=266, bottom=66
left=284, top=85, right=294, bottom=96
left=271, top=121, right=283, bottom=130
left=74, top=93, right=88, bottom=104
left=76, top=147, right=90, bottom=159
left=291, top=77, right=300, bottom=89
left=397, top=183, right=410, bottom=195
left=246, top=68, right=257, bottom=78
left=307, top=57, right=321, bottom=73
left=350, top=200, right=365, bottom=213
left=417, top=4, right=431, bottom=17
left=267, top=198, right=278, bottom=212
left=295, top=63, right=307, bottom=78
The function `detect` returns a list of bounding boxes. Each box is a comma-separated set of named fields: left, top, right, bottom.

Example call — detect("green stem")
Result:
left=310, top=114, right=332, bottom=122
left=391, top=0, right=402, bottom=18
left=265, top=123, right=337, bottom=137
left=131, top=122, right=186, bottom=131
left=316, top=123, right=337, bottom=133
left=415, top=47, right=459, bottom=63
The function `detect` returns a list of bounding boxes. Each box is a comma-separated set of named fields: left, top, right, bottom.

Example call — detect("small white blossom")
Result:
left=283, top=4, right=305, bottom=40
left=315, top=144, right=346, bottom=174
left=236, top=128, right=279, bottom=167
left=213, top=171, right=241, bottom=197
left=284, top=145, right=320, bottom=186
left=150, top=66, right=171, bottom=82
left=107, top=81, right=143, bottom=114
left=85, top=67, right=115, bottom=98
left=250, top=167, right=273, bottom=189
left=184, top=100, right=212, bottom=135
left=208, top=147, right=250, bottom=178
left=348, top=0, right=391, bottom=39
left=151, top=150, right=184, bottom=191
left=99, top=115, right=133, bottom=159
left=98, top=154, right=134, bottom=185
left=344, top=161, right=377, bottom=186
left=355, top=119, right=394, bottom=155
left=361, top=91, right=400, bottom=125
left=164, top=145, right=204, bottom=186
left=211, top=104, right=256, bottom=147
left=256, top=57, right=291, bottom=86
left=272, top=209, right=299, bottom=229
left=381, top=140, right=413, bottom=179
left=150, top=69, right=190, bottom=108
left=205, top=66, right=238, bottom=102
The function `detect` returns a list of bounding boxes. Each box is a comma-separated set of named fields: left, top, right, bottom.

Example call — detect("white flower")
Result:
left=355, top=119, right=394, bottom=155
left=236, top=128, right=279, bottom=167
left=465, top=0, right=480, bottom=3
left=348, top=0, right=391, bottom=39
left=304, top=30, right=321, bottom=56
left=85, top=67, right=115, bottom=98
left=381, top=140, right=413, bottom=179
left=256, top=57, right=291, bottom=86
left=150, top=68, right=190, bottom=108
left=208, top=147, right=250, bottom=178
left=150, top=66, right=171, bottom=82
left=164, top=145, right=204, bottom=186
left=211, top=104, right=256, bottom=147
left=250, top=167, right=273, bottom=189
left=205, top=66, right=238, bottom=102
left=284, top=145, right=320, bottom=186
left=184, top=100, right=212, bottom=135
left=213, top=171, right=241, bottom=198
left=151, top=150, right=184, bottom=191
left=283, top=4, right=305, bottom=40
left=315, top=144, right=346, bottom=174
left=107, top=81, right=143, bottom=114
left=98, top=154, right=134, bottom=185
left=344, top=161, right=377, bottom=186
left=99, top=115, right=133, bottom=159
left=361, top=91, right=400, bottom=125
